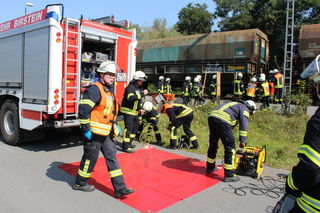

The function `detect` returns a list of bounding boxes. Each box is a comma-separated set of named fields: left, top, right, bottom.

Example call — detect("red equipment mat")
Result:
left=59, top=146, right=223, bottom=212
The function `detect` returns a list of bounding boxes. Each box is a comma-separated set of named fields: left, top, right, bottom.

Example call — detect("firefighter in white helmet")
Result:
left=165, top=77, right=172, bottom=94
left=158, top=76, right=165, bottom=94
left=182, top=76, right=192, bottom=105
left=233, top=72, right=245, bottom=101
left=257, top=74, right=271, bottom=109
left=191, top=76, right=203, bottom=106
left=135, top=101, right=164, bottom=146
left=74, top=61, right=134, bottom=198
left=209, top=74, right=217, bottom=101
left=207, top=100, right=256, bottom=182
left=120, top=71, right=148, bottom=153
left=269, top=69, right=284, bottom=103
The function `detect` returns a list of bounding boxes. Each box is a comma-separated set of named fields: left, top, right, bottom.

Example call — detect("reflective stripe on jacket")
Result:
left=233, top=80, right=244, bottom=95
left=120, top=81, right=144, bottom=116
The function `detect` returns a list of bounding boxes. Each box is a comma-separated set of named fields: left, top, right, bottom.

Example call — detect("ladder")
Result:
left=62, top=18, right=81, bottom=119
left=282, top=0, right=295, bottom=103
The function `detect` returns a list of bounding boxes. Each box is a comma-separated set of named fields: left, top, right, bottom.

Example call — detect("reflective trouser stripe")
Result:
left=297, top=194, right=320, bottom=213
left=170, top=126, right=177, bottom=140
left=287, top=173, right=299, bottom=190
left=78, top=160, right=91, bottom=178
left=109, top=169, right=123, bottom=178
left=190, top=136, right=197, bottom=141
left=224, top=149, right=236, bottom=170
left=239, top=130, right=247, bottom=137
left=123, top=129, right=130, bottom=143
left=207, top=157, right=216, bottom=164
left=130, top=134, right=136, bottom=138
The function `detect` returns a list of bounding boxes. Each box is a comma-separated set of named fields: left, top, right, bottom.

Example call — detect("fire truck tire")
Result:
left=0, top=99, right=23, bottom=145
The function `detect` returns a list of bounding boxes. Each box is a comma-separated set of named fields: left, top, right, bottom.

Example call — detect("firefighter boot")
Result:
left=72, top=183, right=96, bottom=192
left=190, top=139, right=199, bottom=149
left=223, top=175, right=240, bottom=183
left=155, top=132, right=164, bottom=146
left=114, top=187, right=134, bottom=198
left=166, top=139, right=177, bottom=150
left=206, top=162, right=219, bottom=174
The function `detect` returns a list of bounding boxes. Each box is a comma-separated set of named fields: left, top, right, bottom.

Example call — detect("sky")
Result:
left=0, top=0, right=216, bottom=28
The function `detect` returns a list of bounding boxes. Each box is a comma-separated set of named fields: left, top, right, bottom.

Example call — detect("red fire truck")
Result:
left=0, top=4, right=137, bottom=145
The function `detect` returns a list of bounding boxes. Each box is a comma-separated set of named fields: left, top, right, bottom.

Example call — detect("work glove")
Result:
left=83, top=130, right=92, bottom=141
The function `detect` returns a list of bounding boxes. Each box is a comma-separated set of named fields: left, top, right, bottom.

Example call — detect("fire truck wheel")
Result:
left=0, top=99, right=22, bottom=145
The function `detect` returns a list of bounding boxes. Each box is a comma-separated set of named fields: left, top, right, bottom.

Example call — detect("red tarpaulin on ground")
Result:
left=59, top=146, right=223, bottom=212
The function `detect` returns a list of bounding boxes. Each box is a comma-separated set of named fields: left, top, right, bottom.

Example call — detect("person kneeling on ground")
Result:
left=135, top=101, right=165, bottom=146
left=207, top=100, right=256, bottom=183
left=162, top=101, right=199, bottom=149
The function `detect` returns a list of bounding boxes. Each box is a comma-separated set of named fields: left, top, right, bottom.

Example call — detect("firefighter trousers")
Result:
left=122, top=114, right=140, bottom=150
left=183, top=95, right=191, bottom=106
left=136, top=123, right=162, bottom=143
left=207, top=117, right=236, bottom=177
left=275, top=88, right=283, bottom=103
left=75, top=135, right=126, bottom=191
left=170, top=113, right=198, bottom=148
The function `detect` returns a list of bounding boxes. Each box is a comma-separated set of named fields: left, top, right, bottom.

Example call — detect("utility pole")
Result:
left=282, top=0, right=295, bottom=104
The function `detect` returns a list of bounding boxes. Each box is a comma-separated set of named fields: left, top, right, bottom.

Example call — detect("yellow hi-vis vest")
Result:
left=233, top=80, right=243, bottom=95
left=90, top=82, right=118, bottom=136
left=261, top=82, right=270, bottom=96
left=247, top=83, right=256, bottom=97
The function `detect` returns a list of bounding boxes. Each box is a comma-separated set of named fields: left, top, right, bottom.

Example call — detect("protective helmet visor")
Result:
left=301, top=55, right=320, bottom=82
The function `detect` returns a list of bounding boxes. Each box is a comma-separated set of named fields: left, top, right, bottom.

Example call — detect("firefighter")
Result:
left=136, top=101, right=164, bottom=146
left=192, top=77, right=202, bottom=106
left=120, top=71, right=148, bottom=153
left=209, top=74, right=217, bottom=101
left=283, top=59, right=320, bottom=213
left=246, top=77, right=257, bottom=100
left=233, top=73, right=245, bottom=101
left=157, top=76, right=165, bottom=94
left=165, top=77, right=172, bottom=94
left=182, top=76, right=192, bottom=105
left=206, top=100, right=256, bottom=182
left=257, top=75, right=271, bottom=109
left=270, top=69, right=284, bottom=104
left=73, top=61, right=134, bottom=198
left=162, top=101, right=199, bottom=149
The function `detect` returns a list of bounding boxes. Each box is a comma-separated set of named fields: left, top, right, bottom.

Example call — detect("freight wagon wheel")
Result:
left=0, top=100, right=22, bottom=145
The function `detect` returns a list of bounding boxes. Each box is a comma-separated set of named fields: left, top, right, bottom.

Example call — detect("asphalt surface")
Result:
left=0, top=128, right=289, bottom=213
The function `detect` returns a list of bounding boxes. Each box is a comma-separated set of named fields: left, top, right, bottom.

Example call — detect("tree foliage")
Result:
left=213, top=0, right=320, bottom=68
left=129, top=18, right=181, bottom=41
left=176, top=3, right=214, bottom=35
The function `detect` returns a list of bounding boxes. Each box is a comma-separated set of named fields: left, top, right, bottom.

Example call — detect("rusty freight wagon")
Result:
left=136, top=28, right=269, bottom=96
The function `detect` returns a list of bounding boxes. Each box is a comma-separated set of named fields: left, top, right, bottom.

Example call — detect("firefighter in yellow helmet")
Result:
left=74, top=61, right=134, bottom=198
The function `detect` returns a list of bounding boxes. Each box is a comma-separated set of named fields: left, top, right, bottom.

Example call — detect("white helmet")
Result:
left=212, top=74, right=217, bottom=80
left=243, top=100, right=256, bottom=114
left=166, top=78, right=171, bottom=82
left=237, top=73, right=243, bottom=78
left=133, top=71, right=147, bottom=81
left=251, top=77, right=257, bottom=83
left=159, top=76, right=164, bottom=80
left=194, top=77, right=199, bottom=83
left=273, top=69, right=279, bottom=73
left=143, top=101, right=153, bottom=112
left=97, top=61, right=117, bottom=74
left=185, top=76, right=191, bottom=81
left=196, top=75, right=202, bottom=80
left=259, top=75, right=265, bottom=82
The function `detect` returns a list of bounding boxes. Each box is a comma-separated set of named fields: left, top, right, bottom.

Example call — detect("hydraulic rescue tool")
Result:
left=234, top=145, right=266, bottom=179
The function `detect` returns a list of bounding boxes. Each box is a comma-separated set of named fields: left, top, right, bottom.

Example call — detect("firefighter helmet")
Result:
left=273, top=69, right=279, bottom=73
left=212, top=74, right=217, bottom=80
left=242, top=100, right=257, bottom=114
left=238, top=73, right=243, bottom=78
left=133, top=71, right=147, bottom=81
left=159, top=76, right=164, bottom=80
left=196, top=75, right=202, bottom=80
left=185, top=76, right=191, bottom=81
left=259, top=75, right=265, bottom=82
left=194, top=77, right=199, bottom=83
left=251, top=77, right=257, bottom=83
left=143, top=101, right=153, bottom=112
left=96, top=61, right=117, bottom=74
left=166, top=78, right=171, bottom=82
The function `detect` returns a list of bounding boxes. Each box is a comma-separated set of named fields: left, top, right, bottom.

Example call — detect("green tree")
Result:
left=176, top=3, right=214, bottom=35
left=213, top=0, right=320, bottom=68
